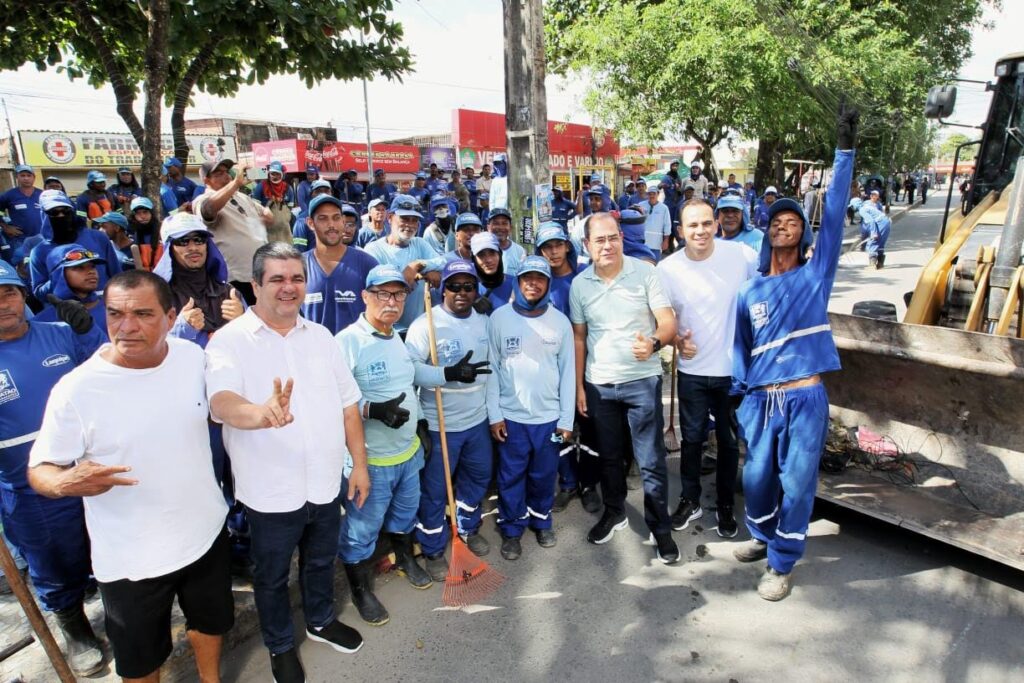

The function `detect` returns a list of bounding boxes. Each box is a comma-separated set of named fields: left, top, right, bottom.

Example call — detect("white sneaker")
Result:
left=757, top=567, right=793, bottom=601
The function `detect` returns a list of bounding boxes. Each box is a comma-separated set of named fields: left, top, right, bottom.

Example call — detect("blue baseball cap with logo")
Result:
left=0, top=260, right=24, bottom=289
left=389, top=194, right=424, bottom=218
left=130, top=196, right=154, bottom=212
left=517, top=255, right=551, bottom=279
left=268, top=161, right=285, bottom=174
left=440, top=259, right=478, bottom=287
left=487, top=207, right=511, bottom=222
left=40, top=190, right=74, bottom=213
left=86, top=170, right=107, bottom=185
left=310, top=179, right=332, bottom=192
left=714, top=194, right=746, bottom=215
left=96, top=211, right=129, bottom=230
left=456, top=213, right=483, bottom=230
left=305, top=164, right=319, bottom=174
left=365, top=264, right=409, bottom=289
left=535, top=222, right=569, bottom=248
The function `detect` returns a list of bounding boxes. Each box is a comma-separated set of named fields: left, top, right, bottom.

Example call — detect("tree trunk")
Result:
left=755, top=137, right=779, bottom=191
left=171, top=38, right=222, bottom=165
left=72, top=0, right=145, bottom=148
left=142, top=0, right=171, bottom=219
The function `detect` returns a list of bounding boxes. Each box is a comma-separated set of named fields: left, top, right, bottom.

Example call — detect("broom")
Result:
left=664, top=346, right=680, bottom=452
left=422, top=282, right=505, bottom=607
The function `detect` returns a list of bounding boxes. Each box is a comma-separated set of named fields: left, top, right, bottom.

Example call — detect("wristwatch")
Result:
left=650, top=337, right=663, bottom=352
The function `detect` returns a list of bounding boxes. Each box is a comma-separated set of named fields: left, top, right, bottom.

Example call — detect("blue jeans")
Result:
left=584, top=376, right=671, bottom=534
left=416, top=420, right=492, bottom=557
left=0, top=489, right=90, bottom=611
left=677, top=372, right=739, bottom=508
left=245, top=492, right=343, bottom=654
left=737, top=383, right=829, bottom=574
left=338, top=448, right=424, bottom=564
left=497, top=420, right=560, bottom=537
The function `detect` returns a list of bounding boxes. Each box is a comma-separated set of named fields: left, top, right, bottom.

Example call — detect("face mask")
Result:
left=48, top=213, right=76, bottom=240
left=434, top=207, right=450, bottom=219
left=437, top=216, right=453, bottom=232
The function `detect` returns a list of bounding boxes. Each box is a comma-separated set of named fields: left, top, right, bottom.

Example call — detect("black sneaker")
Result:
left=671, top=499, right=703, bottom=531
left=459, top=532, right=490, bottom=557
left=271, top=647, right=306, bottom=683
left=651, top=532, right=680, bottom=564
left=534, top=528, right=557, bottom=548
left=716, top=506, right=738, bottom=538
left=305, top=620, right=364, bottom=654
left=552, top=488, right=577, bottom=512
left=587, top=512, right=628, bottom=544
left=580, top=487, right=602, bottom=514
left=500, top=535, right=522, bottom=561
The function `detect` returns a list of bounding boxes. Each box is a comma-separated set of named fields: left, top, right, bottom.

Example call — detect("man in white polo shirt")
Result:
left=569, top=212, right=679, bottom=564
left=657, top=199, right=757, bottom=539
left=29, top=270, right=233, bottom=682
left=206, top=242, right=371, bottom=683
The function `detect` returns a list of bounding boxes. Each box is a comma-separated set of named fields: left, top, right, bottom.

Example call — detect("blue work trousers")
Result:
left=737, top=383, right=830, bottom=574
left=338, top=449, right=423, bottom=563
left=0, top=489, right=90, bottom=611
left=866, top=220, right=891, bottom=259
left=497, top=420, right=560, bottom=538
left=416, top=420, right=492, bottom=557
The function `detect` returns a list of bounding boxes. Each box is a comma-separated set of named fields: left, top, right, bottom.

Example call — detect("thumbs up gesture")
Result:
left=632, top=331, right=656, bottom=361
left=220, top=288, right=244, bottom=322
left=179, top=297, right=205, bottom=331
left=675, top=329, right=698, bottom=360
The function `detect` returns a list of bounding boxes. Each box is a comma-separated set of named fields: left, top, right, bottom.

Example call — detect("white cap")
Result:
left=765, top=185, right=779, bottom=195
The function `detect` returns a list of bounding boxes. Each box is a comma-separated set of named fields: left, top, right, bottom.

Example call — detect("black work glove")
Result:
left=472, top=296, right=493, bottom=315
left=443, top=350, right=492, bottom=384
left=46, top=294, right=93, bottom=334
left=417, top=419, right=432, bottom=458
left=837, top=100, right=860, bottom=151
left=367, top=392, right=410, bottom=429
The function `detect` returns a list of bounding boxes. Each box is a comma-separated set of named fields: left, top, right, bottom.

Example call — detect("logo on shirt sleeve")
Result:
left=366, top=360, right=390, bottom=384
left=749, top=301, right=770, bottom=329
left=0, top=370, right=20, bottom=405
left=503, top=336, right=522, bottom=356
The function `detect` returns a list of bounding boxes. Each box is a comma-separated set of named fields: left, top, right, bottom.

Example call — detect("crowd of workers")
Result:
left=0, top=108, right=859, bottom=683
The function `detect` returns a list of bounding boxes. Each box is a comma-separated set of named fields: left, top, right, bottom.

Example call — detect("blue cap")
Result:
left=308, top=194, right=345, bottom=216
left=415, top=171, right=429, bottom=180
left=268, top=161, right=285, bottom=174
left=346, top=168, right=359, bottom=176
left=163, top=157, right=183, bottom=169
left=714, top=194, right=746, bottom=215
left=455, top=212, right=483, bottom=230
left=46, top=243, right=106, bottom=275
left=478, top=191, right=490, bottom=200
left=305, top=164, right=319, bottom=174
left=535, top=222, right=568, bottom=248
left=96, top=211, right=129, bottom=230
left=86, top=170, right=107, bottom=185
left=130, top=196, right=154, bottom=212
left=517, top=255, right=551, bottom=279
left=585, top=187, right=604, bottom=197
left=389, top=194, right=424, bottom=218
left=365, top=264, right=409, bottom=289
left=619, top=208, right=645, bottom=226
left=487, top=207, right=511, bottom=222
left=341, top=203, right=360, bottom=217
left=367, top=198, right=386, bottom=210
left=0, top=261, right=24, bottom=289
left=13, top=164, right=32, bottom=175
left=470, top=231, right=500, bottom=255
left=117, top=166, right=132, bottom=174
left=310, top=179, right=331, bottom=192
left=440, top=259, right=478, bottom=286
left=759, top=197, right=811, bottom=274
left=374, top=168, right=386, bottom=177
left=430, top=193, right=449, bottom=208
left=40, top=190, right=74, bottom=212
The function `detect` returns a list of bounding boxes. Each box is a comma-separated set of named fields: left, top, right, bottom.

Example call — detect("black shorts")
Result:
left=98, top=528, right=235, bottom=678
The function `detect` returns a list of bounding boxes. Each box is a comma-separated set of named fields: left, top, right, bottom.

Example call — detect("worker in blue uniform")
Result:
left=0, top=164, right=43, bottom=251
left=858, top=189, right=891, bottom=269
left=732, top=105, right=858, bottom=601
left=34, top=245, right=110, bottom=341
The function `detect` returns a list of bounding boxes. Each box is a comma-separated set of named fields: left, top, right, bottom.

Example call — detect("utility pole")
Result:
left=502, top=0, right=550, bottom=251
left=359, top=32, right=375, bottom=177
left=2, top=98, right=19, bottom=165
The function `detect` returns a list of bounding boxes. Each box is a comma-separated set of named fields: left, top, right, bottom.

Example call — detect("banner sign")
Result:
left=253, top=140, right=419, bottom=175
left=18, top=131, right=236, bottom=169
left=420, top=146, right=457, bottom=171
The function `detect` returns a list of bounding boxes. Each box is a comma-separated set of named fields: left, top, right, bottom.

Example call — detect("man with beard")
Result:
left=0, top=259, right=106, bottom=674
left=356, top=198, right=389, bottom=248
left=335, top=265, right=442, bottom=625
left=470, top=231, right=515, bottom=315
left=29, top=191, right=121, bottom=300
left=486, top=208, right=525, bottom=275
left=406, top=260, right=495, bottom=579
left=0, top=164, right=43, bottom=251
left=363, top=195, right=445, bottom=335
left=300, top=195, right=379, bottom=335
left=424, top=194, right=456, bottom=256
left=75, top=170, right=116, bottom=221
left=35, top=245, right=110, bottom=341
left=487, top=256, right=575, bottom=560
left=153, top=213, right=245, bottom=348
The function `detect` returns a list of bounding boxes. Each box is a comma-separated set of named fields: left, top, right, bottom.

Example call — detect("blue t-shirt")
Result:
left=300, top=247, right=380, bottom=335
left=479, top=274, right=516, bottom=312
left=551, top=197, right=576, bottom=229
left=168, top=177, right=198, bottom=206
left=0, top=321, right=103, bottom=490
left=734, top=149, right=853, bottom=391
left=366, top=183, right=397, bottom=206
left=0, top=187, right=43, bottom=245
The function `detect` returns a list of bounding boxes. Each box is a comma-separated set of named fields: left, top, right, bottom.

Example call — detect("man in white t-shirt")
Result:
left=206, top=242, right=370, bottom=683
left=657, top=199, right=757, bottom=539
left=28, top=270, right=233, bottom=682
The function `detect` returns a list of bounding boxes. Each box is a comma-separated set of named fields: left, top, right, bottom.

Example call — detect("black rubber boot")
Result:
left=876, top=253, right=886, bottom=269
left=343, top=561, right=389, bottom=626
left=389, top=533, right=433, bottom=589
left=54, top=603, right=104, bottom=676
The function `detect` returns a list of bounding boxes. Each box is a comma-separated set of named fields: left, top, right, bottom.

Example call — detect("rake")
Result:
left=664, top=346, right=680, bottom=452
left=422, top=283, right=505, bottom=607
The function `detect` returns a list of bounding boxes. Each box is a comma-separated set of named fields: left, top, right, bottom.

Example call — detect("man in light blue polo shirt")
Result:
left=569, top=212, right=680, bottom=564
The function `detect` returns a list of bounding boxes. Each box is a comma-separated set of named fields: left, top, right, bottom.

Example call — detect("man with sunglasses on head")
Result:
left=35, top=244, right=111, bottom=342
left=299, top=195, right=379, bottom=335
left=405, top=259, right=495, bottom=580
left=363, top=195, right=446, bottom=336
left=29, top=190, right=121, bottom=301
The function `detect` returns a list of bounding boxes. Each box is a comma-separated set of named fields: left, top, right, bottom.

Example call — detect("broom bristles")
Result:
left=442, top=537, right=505, bottom=607
left=664, top=427, right=680, bottom=452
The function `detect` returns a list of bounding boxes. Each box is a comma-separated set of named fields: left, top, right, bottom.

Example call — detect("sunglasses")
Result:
left=444, top=282, right=477, bottom=293
left=62, top=250, right=99, bottom=263
left=173, top=234, right=208, bottom=247
left=393, top=200, right=420, bottom=211
left=47, top=208, right=72, bottom=218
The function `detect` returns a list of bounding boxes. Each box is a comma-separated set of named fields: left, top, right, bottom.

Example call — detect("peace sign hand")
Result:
left=259, top=377, right=294, bottom=428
